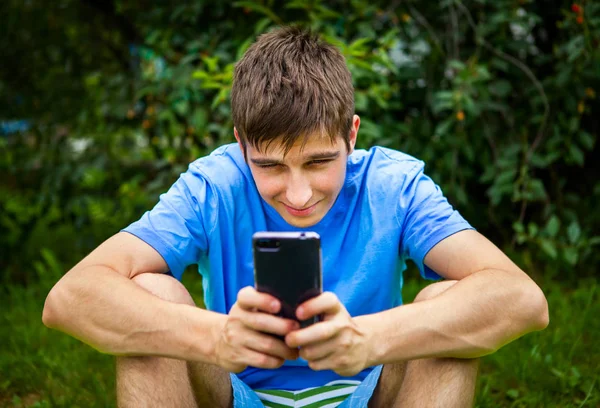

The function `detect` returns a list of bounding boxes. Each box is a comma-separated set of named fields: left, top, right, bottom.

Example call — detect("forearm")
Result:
left=360, top=269, right=549, bottom=364
left=42, top=265, right=224, bottom=363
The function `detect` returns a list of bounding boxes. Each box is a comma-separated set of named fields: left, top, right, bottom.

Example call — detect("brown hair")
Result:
left=231, top=26, right=354, bottom=155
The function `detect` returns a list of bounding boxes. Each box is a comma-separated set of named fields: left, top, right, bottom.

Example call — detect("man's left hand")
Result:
left=285, top=292, right=371, bottom=376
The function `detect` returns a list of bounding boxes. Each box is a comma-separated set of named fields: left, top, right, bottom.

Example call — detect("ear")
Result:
left=234, top=127, right=247, bottom=159
left=348, top=114, right=360, bottom=154
left=234, top=127, right=241, bottom=145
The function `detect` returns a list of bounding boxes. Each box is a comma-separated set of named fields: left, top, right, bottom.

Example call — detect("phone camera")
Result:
left=257, top=239, right=280, bottom=249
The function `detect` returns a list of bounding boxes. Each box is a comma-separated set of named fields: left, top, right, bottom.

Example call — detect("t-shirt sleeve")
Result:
left=122, top=163, right=217, bottom=280
left=397, top=162, right=474, bottom=280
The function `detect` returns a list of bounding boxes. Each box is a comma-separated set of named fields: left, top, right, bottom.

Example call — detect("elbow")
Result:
left=522, top=281, right=550, bottom=332
left=534, top=290, right=550, bottom=331
left=42, top=285, right=65, bottom=329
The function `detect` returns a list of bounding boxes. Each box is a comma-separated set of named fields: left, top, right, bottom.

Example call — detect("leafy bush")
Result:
left=0, top=0, right=599, bottom=283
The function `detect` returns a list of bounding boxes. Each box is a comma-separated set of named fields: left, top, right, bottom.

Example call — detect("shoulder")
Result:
left=348, top=146, right=424, bottom=186
left=187, top=143, right=251, bottom=190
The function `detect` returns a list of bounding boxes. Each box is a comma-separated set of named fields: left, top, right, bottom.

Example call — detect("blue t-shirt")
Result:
left=123, top=143, right=473, bottom=390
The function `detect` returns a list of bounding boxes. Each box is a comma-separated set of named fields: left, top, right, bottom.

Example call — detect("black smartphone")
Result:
left=253, top=231, right=323, bottom=329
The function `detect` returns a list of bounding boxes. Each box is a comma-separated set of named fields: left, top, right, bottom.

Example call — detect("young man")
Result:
left=42, top=27, right=549, bottom=408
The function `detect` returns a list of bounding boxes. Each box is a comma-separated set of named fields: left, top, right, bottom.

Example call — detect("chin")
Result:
left=280, top=209, right=326, bottom=228
left=286, top=217, right=321, bottom=228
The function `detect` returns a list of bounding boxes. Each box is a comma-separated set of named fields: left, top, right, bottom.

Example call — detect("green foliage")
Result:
left=0, top=251, right=205, bottom=406
left=1, top=270, right=598, bottom=406
left=1, top=0, right=599, bottom=283
left=0, top=253, right=115, bottom=407
left=402, top=275, right=600, bottom=407
left=1, top=4, right=598, bottom=405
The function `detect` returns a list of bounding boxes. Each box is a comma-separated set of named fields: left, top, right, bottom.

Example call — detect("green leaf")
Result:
left=355, top=91, right=368, bottom=111
left=192, top=70, right=209, bottom=80
left=448, top=60, right=466, bottom=71
left=539, top=239, right=557, bottom=259
left=233, top=1, right=282, bottom=24
left=236, top=37, right=254, bottom=61
left=191, top=108, right=207, bottom=129
left=349, top=37, right=371, bottom=52
left=490, top=80, right=512, bottom=97
left=434, top=118, right=453, bottom=138
left=568, top=145, right=584, bottom=166
left=254, top=17, right=272, bottom=36
left=578, top=131, right=595, bottom=151
left=315, top=4, right=341, bottom=19
left=174, top=100, right=189, bottom=116
left=211, top=87, right=230, bottom=109
left=285, top=0, right=308, bottom=9
left=555, top=66, right=572, bottom=87
left=506, top=389, right=519, bottom=399
left=525, top=179, right=547, bottom=201
left=490, top=57, right=510, bottom=72
left=545, top=216, right=560, bottom=238
left=201, top=55, right=220, bottom=72
left=567, top=221, right=581, bottom=244
left=513, top=222, right=525, bottom=234
left=528, top=222, right=539, bottom=237
left=563, top=247, right=579, bottom=266
left=496, top=168, right=517, bottom=186
left=568, top=117, right=579, bottom=133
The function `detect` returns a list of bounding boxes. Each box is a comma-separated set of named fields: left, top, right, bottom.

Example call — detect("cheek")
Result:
left=252, top=172, right=284, bottom=199
left=315, top=165, right=346, bottom=196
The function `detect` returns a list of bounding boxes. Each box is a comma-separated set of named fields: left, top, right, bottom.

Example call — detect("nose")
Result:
left=285, top=172, right=312, bottom=209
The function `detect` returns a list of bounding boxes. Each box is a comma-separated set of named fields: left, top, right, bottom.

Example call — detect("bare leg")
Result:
left=116, top=273, right=232, bottom=408
left=369, top=280, right=479, bottom=408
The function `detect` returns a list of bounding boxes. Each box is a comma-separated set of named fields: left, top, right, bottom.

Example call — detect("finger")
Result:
left=298, top=339, right=335, bottom=362
left=285, top=320, right=340, bottom=348
left=237, top=286, right=280, bottom=313
left=307, top=357, right=331, bottom=372
left=239, top=347, right=285, bottom=370
left=296, top=292, right=343, bottom=321
left=245, top=332, right=300, bottom=361
left=238, top=308, right=299, bottom=336
left=308, top=355, right=360, bottom=377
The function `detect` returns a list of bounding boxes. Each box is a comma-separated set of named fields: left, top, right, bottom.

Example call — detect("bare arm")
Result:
left=359, top=230, right=549, bottom=364
left=42, top=232, right=224, bottom=362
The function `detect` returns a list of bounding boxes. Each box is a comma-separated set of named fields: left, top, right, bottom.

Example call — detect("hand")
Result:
left=285, top=292, right=372, bottom=377
left=213, top=286, right=300, bottom=373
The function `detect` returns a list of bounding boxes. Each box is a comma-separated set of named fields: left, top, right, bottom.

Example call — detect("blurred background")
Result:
left=0, top=0, right=598, bottom=406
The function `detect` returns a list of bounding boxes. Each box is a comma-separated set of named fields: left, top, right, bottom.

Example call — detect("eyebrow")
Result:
left=250, top=151, right=340, bottom=165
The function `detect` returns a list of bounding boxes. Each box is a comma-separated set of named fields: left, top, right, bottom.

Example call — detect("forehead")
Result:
left=251, top=134, right=342, bottom=159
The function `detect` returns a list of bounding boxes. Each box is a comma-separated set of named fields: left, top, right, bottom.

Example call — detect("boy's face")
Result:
left=236, top=115, right=360, bottom=228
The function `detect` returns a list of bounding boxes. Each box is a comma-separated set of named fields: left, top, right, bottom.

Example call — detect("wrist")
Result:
left=207, top=312, right=227, bottom=366
left=177, top=304, right=227, bottom=365
left=354, top=313, right=386, bottom=367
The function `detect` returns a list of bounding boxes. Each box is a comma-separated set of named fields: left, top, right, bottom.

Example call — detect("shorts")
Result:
left=230, top=365, right=383, bottom=408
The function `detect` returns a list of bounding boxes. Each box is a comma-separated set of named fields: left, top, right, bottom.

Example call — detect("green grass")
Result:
left=1, top=271, right=598, bottom=407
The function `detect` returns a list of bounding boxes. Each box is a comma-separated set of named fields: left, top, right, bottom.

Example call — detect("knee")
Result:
left=132, top=273, right=196, bottom=306
left=413, top=280, right=458, bottom=303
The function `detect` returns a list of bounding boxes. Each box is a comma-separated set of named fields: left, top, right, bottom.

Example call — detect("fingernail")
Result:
left=271, top=301, right=279, bottom=312
left=296, top=307, right=303, bottom=318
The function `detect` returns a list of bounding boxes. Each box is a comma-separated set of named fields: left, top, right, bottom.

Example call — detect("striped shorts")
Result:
left=230, top=365, right=383, bottom=408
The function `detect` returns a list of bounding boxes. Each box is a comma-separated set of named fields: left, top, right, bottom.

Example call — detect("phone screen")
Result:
left=253, top=232, right=322, bottom=328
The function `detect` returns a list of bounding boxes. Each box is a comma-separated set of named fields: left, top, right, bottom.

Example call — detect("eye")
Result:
left=256, top=163, right=281, bottom=169
left=307, top=159, right=331, bottom=166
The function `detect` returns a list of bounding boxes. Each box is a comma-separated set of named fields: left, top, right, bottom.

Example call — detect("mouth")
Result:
left=282, top=202, right=319, bottom=217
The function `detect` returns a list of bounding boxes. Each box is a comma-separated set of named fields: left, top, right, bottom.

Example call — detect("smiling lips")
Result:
left=282, top=202, right=319, bottom=217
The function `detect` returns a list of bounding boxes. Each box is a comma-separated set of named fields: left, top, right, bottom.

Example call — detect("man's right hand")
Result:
left=213, top=286, right=300, bottom=373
